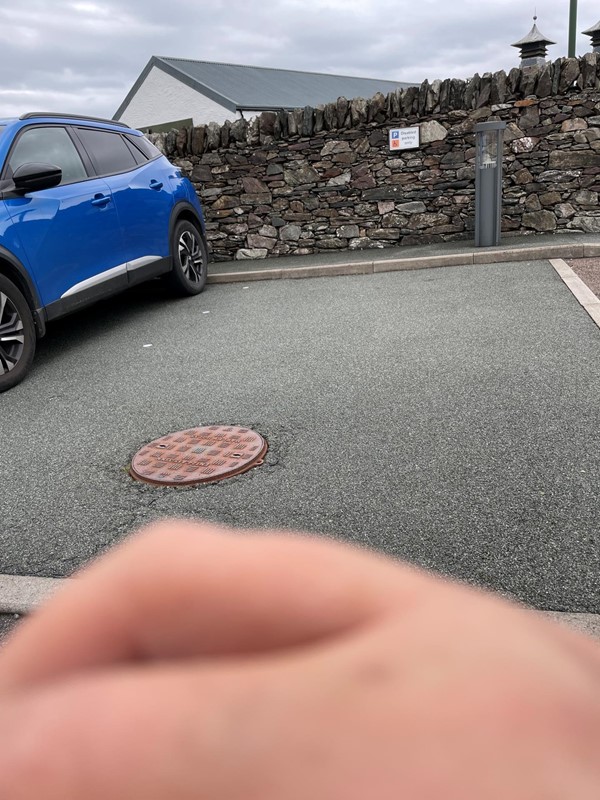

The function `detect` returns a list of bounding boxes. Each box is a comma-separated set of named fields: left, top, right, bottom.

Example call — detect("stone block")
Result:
left=280, top=224, right=302, bottom=241
left=235, top=248, right=268, bottom=260
left=337, top=225, right=360, bottom=238
left=513, top=168, right=534, bottom=184
left=573, top=189, right=598, bottom=205
left=350, top=97, right=368, bottom=125
left=362, top=186, right=406, bottom=201
left=407, top=213, right=450, bottom=230
left=367, top=229, right=401, bottom=240
left=351, top=175, right=377, bottom=189
left=247, top=234, right=276, bottom=250
left=259, top=111, right=277, bottom=137
left=320, top=140, right=351, bottom=156
left=240, top=192, right=273, bottom=205
left=549, top=151, right=600, bottom=168
left=569, top=215, right=600, bottom=232
left=327, top=171, right=352, bottom=186
left=337, top=97, right=350, bottom=128
left=522, top=210, right=557, bottom=231
left=242, top=177, right=269, bottom=193
left=558, top=58, right=580, bottom=93
left=382, top=212, right=408, bottom=227
left=561, top=118, right=588, bottom=132
left=348, top=237, right=374, bottom=250
left=283, top=164, right=320, bottom=185
left=396, top=201, right=426, bottom=213
left=221, top=220, right=248, bottom=235
left=456, top=165, right=475, bottom=181
left=525, top=194, right=542, bottom=211
left=511, top=137, right=537, bottom=154
left=211, top=195, right=238, bottom=210
left=316, top=238, right=348, bottom=249
left=420, top=120, right=448, bottom=143
left=539, top=191, right=561, bottom=206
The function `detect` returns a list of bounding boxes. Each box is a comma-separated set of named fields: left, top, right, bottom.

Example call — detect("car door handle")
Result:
left=149, top=180, right=163, bottom=191
left=91, top=194, right=111, bottom=207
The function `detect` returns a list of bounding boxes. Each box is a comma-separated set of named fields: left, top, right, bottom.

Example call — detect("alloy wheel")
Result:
left=178, top=230, right=204, bottom=284
left=0, top=291, right=25, bottom=374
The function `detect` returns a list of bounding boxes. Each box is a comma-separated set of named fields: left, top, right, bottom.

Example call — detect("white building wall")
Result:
left=117, top=66, right=244, bottom=128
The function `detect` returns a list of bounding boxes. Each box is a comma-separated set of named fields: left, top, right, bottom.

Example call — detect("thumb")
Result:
left=0, top=520, right=425, bottom=690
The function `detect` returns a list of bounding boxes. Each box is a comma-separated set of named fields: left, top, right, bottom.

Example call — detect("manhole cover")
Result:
left=130, top=425, right=268, bottom=487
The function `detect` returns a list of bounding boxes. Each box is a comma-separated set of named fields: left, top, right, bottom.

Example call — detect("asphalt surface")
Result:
left=1, top=259, right=599, bottom=612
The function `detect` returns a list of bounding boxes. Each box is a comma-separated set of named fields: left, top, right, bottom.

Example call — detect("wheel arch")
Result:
left=169, top=202, right=208, bottom=247
left=0, top=248, right=46, bottom=338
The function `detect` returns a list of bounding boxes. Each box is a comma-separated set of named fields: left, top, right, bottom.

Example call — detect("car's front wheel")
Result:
left=0, top=275, right=36, bottom=392
left=167, top=220, right=208, bottom=296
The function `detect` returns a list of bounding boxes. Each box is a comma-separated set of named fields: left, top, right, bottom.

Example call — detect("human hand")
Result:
left=0, top=521, right=598, bottom=799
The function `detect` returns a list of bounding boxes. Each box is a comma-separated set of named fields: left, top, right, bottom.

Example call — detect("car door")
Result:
left=73, top=127, right=174, bottom=285
left=1, top=125, right=126, bottom=313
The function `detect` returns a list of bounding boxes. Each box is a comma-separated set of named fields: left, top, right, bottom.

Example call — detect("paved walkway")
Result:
left=208, top=232, right=600, bottom=283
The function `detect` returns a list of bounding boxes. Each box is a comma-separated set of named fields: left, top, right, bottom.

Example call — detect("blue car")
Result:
left=0, top=112, right=208, bottom=391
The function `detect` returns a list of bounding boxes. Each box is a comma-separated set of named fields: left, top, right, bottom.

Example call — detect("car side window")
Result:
left=124, top=134, right=162, bottom=161
left=122, top=138, right=147, bottom=166
left=8, top=126, right=87, bottom=185
left=76, top=128, right=138, bottom=176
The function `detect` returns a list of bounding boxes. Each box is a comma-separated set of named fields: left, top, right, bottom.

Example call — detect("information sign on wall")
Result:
left=389, top=127, right=420, bottom=151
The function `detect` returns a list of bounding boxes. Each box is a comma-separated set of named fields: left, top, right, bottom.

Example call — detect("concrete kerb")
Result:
left=540, top=611, right=600, bottom=640
left=473, top=244, right=585, bottom=264
left=208, top=268, right=284, bottom=284
left=285, top=261, right=373, bottom=280
left=0, top=575, right=65, bottom=614
left=584, top=243, right=600, bottom=257
left=0, top=574, right=598, bottom=641
left=207, top=243, right=592, bottom=285
left=374, top=253, right=472, bottom=273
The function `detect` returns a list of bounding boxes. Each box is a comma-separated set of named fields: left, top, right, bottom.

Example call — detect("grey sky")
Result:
left=1, top=0, right=598, bottom=120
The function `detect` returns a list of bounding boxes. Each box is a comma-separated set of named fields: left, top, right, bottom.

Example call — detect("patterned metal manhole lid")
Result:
left=130, top=425, right=268, bottom=486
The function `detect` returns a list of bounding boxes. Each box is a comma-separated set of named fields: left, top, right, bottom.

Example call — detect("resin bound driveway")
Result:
left=1, top=258, right=599, bottom=613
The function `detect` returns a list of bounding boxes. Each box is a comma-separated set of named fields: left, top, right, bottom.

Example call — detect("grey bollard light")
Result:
left=474, top=121, right=506, bottom=247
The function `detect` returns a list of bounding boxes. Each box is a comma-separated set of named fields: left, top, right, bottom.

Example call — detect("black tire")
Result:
left=166, top=220, right=208, bottom=296
left=0, top=274, right=36, bottom=392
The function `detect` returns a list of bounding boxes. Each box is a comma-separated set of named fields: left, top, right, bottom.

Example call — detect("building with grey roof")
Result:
left=113, top=56, right=415, bottom=131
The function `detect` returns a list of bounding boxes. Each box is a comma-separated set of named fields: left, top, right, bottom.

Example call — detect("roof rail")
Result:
left=19, top=112, right=131, bottom=129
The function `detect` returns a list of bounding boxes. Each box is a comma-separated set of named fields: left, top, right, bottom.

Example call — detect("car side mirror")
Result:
left=12, top=163, right=62, bottom=193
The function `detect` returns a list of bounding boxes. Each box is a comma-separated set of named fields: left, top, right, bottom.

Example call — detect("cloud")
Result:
left=0, top=0, right=598, bottom=120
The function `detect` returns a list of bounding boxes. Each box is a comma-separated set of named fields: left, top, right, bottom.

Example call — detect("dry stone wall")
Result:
left=150, top=55, right=600, bottom=261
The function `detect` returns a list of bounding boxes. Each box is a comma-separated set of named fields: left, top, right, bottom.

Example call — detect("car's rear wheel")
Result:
left=167, top=220, right=208, bottom=296
left=0, top=275, right=36, bottom=392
